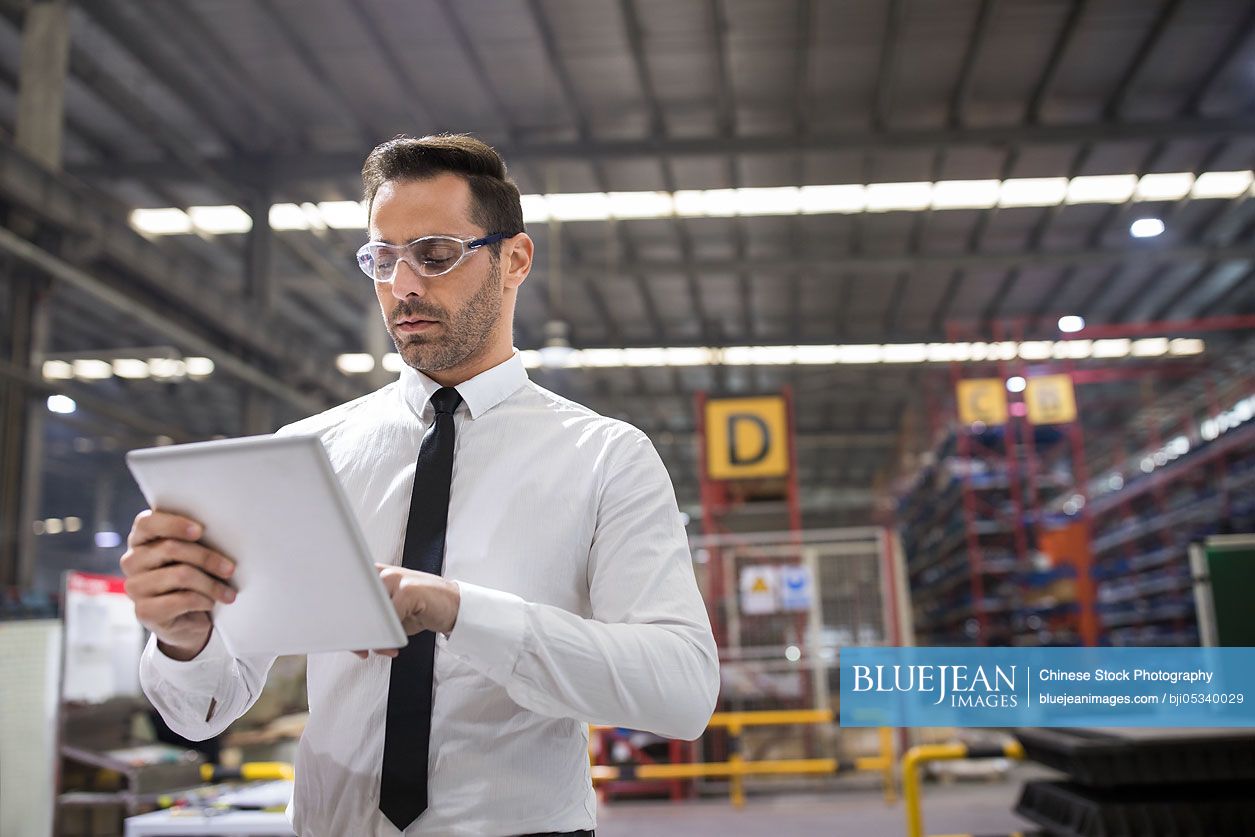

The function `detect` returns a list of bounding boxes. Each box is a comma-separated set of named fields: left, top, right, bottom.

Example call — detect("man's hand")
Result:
left=119, top=510, right=237, bottom=662
left=353, top=564, right=461, bottom=660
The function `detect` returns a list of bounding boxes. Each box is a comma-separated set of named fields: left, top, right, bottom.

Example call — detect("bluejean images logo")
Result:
left=851, top=664, right=1019, bottom=708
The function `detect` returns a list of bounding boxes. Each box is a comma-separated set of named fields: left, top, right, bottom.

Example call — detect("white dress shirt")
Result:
left=139, top=349, right=720, bottom=837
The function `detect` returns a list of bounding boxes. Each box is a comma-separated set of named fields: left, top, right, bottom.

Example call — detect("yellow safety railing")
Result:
left=592, top=710, right=896, bottom=808
left=199, top=761, right=295, bottom=783
left=901, top=740, right=1024, bottom=837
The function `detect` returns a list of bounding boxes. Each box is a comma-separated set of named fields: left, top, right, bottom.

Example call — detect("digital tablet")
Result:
left=126, top=434, right=407, bottom=657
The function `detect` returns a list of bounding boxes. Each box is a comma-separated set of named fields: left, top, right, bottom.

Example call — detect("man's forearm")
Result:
left=140, top=630, right=276, bottom=741
left=443, top=581, right=719, bottom=739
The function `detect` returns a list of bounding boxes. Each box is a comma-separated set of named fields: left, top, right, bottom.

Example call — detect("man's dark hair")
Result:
left=361, top=134, right=525, bottom=251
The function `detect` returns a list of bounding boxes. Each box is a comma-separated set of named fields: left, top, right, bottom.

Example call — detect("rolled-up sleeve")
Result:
left=444, top=430, right=719, bottom=740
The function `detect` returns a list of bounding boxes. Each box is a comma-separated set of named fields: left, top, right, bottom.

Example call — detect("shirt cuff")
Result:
left=141, top=626, right=231, bottom=695
left=442, top=581, right=526, bottom=683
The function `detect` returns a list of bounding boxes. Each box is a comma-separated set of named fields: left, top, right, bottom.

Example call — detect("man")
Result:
left=121, top=134, right=719, bottom=836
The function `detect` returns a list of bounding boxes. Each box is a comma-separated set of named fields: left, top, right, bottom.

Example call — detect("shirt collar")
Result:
left=398, top=349, right=528, bottom=421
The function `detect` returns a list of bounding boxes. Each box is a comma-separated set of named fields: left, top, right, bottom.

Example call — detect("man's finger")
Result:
left=353, top=650, right=368, bottom=660
left=128, top=509, right=204, bottom=548
left=134, top=590, right=215, bottom=626
left=374, top=648, right=399, bottom=658
left=121, top=540, right=235, bottom=580
left=126, top=564, right=236, bottom=604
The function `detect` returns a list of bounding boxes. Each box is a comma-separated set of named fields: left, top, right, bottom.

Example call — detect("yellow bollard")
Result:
left=879, top=727, right=897, bottom=803
left=727, top=721, right=744, bottom=808
left=902, top=742, right=1023, bottom=837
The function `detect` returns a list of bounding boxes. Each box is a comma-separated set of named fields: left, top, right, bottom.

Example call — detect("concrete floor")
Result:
left=596, top=764, right=1058, bottom=837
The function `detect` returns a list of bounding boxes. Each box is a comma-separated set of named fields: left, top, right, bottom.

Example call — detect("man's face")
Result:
left=368, top=173, right=503, bottom=374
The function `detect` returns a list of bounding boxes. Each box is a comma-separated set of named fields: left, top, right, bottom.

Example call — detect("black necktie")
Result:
left=380, top=386, right=463, bottom=831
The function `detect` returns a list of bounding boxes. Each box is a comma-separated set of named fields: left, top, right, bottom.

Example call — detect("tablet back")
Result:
left=126, top=434, right=406, bottom=657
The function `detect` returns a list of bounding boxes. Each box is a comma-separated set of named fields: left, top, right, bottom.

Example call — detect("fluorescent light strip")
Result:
left=498, top=338, right=1206, bottom=370
left=42, top=356, right=215, bottom=381
left=128, top=170, right=1255, bottom=235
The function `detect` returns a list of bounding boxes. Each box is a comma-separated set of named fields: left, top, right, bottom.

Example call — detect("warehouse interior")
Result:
left=2, top=0, right=1254, bottom=835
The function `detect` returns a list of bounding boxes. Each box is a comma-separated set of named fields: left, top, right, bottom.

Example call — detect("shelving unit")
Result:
left=897, top=327, right=1255, bottom=649
left=1087, top=410, right=1255, bottom=646
left=898, top=421, right=1088, bottom=647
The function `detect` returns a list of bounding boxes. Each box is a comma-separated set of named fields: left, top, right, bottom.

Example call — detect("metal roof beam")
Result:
left=0, top=140, right=359, bottom=406
left=67, top=116, right=1255, bottom=184
left=560, top=242, right=1253, bottom=278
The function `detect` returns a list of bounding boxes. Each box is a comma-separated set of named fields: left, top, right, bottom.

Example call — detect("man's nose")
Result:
left=389, top=257, right=429, bottom=299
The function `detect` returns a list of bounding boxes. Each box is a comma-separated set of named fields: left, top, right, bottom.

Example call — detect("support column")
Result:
left=15, top=0, right=70, bottom=172
left=0, top=0, right=69, bottom=588
left=364, top=300, right=392, bottom=391
left=241, top=189, right=275, bottom=433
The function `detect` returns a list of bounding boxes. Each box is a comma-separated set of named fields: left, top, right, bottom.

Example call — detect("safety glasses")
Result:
left=355, top=232, right=508, bottom=283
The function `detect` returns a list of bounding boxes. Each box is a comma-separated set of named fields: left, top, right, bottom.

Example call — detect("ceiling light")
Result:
left=544, top=192, right=612, bottom=221
left=44, top=518, right=63, bottom=535
left=42, top=360, right=73, bottom=380
left=674, top=189, right=738, bottom=217
left=148, top=358, right=186, bottom=378
left=123, top=168, right=1255, bottom=236
left=930, top=179, right=1000, bottom=209
left=1066, top=174, right=1137, bottom=204
left=130, top=208, right=193, bottom=235
left=865, top=181, right=932, bottom=212
left=1054, top=339, right=1093, bottom=359
left=300, top=202, right=327, bottom=231
left=799, top=184, right=866, bottom=214
left=1130, top=217, right=1165, bottom=238
left=1191, top=170, right=1253, bottom=199
left=607, top=191, right=675, bottom=219
left=1006, top=376, right=1027, bottom=393
left=336, top=353, right=375, bottom=374
left=735, top=187, right=800, bottom=215
left=1092, top=339, right=1131, bottom=358
left=112, top=358, right=150, bottom=379
left=94, top=531, right=122, bottom=549
left=1168, top=338, right=1205, bottom=356
left=623, top=348, right=673, bottom=366
left=269, top=202, right=310, bottom=230
left=1058, top=315, right=1086, bottom=333
left=838, top=345, right=884, bottom=364
left=577, top=349, right=626, bottom=367
left=47, top=394, right=76, bottom=414
left=662, top=347, right=718, bottom=366
left=184, top=357, right=215, bottom=377
left=72, top=359, right=113, bottom=380
left=520, top=194, right=549, bottom=223
left=1132, top=337, right=1169, bottom=357
left=794, top=345, right=843, bottom=363
left=999, top=177, right=1068, bottom=207
left=318, top=201, right=367, bottom=229
left=1017, top=341, right=1052, bottom=360
left=188, top=205, right=253, bottom=234
left=882, top=344, right=927, bottom=363
left=1135, top=172, right=1193, bottom=201
left=381, top=353, right=404, bottom=373
left=65, top=517, right=82, bottom=533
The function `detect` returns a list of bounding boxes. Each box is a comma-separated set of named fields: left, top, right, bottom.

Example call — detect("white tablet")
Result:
left=126, top=434, right=407, bottom=657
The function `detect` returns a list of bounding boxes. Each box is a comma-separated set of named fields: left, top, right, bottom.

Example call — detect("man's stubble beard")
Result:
left=389, top=258, right=503, bottom=374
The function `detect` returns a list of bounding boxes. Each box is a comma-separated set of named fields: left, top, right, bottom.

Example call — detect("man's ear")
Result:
left=502, top=233, right=533, bottom=291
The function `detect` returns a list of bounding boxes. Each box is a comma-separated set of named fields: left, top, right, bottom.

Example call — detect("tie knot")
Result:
left=430, top=387, right=462, bottom=416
